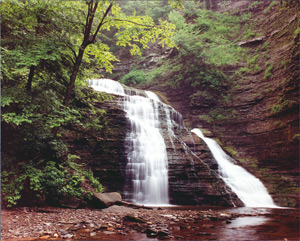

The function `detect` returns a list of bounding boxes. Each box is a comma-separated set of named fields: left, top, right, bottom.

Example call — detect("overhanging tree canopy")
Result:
left=1, top=0, right=178, bottom=126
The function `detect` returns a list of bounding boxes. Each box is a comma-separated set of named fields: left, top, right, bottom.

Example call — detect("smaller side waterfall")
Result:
left=191, top=128, right=278, bottom=208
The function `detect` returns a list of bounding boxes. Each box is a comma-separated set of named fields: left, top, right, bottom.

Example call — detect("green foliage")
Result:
left=209, top=108, right=238, bottom=122
left=0, top=0, right=181, bottom=207
left=292, top=26, right=300, bottom=39
left=249, top=1, right=263, bottom=9
left=1, top=156, right=103, bottom=208
left=168, top=7, right=244, bottom=67
left=147, top=63, right=173, bottom=84
left=67, top=154, right=103, bottom=193
left=198, top=115, right=212, bottom=123
left=120, top=69, right=146, bottom=86
left=264, top=1, right=278, bottom=13
left=270, top=97, right=296, bottom=115
left=223, top=146, right=238, bottom=158
left=264, top=62, right=274, bottom=79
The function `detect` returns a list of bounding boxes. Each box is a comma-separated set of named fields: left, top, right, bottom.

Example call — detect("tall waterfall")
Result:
left=87, top=78, right=175, bottom=205
left=191, top=128, right=278, bottom=208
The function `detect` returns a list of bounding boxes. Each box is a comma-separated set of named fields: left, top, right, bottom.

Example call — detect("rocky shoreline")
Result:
left=1, top=206, right=246, bottom=240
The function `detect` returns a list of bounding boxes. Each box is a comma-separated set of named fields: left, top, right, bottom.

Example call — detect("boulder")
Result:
left=93, top=192, right=122, bottom=208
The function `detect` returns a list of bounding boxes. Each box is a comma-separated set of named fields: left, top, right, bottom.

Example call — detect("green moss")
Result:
left=270, top=97, right=296, bottom=115
left=292, top=134, right=300, bottom=141
left=209, top=108, right=238, bottom=122
left=253, top=92, right=262, bottom=98
left=239, top=157, right=258, bottom=168
left=264, top=63, right=274, bottom=79
left=264, top=1, right=278, bottom=13
left=223, top=146, right=238, bottom=158
left=249, top=1, right=263, bottom=9
left=261, top=41, right=270, bottom=52
left=273, top=120, right=284, bottom=128
left=198, top=115, right=212, bottom=123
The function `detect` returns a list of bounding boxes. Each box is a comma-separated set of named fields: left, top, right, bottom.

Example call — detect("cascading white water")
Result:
left=86, top=78, right=125, bottom=95
left=124, top=95, right=169, bottom=205
left=191, top=128, right=278, bottom=208
left=88, top=79, right=170, bottom=205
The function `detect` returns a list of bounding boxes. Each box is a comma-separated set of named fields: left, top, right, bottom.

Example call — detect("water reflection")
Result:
left=226, top=216, right=270, bottom=228
left=217, top=207, right=298, bottom=241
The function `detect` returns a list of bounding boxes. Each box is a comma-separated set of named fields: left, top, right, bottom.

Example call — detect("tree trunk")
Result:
left=205, top=0, right=211, bottom=10
left=63, top=46, right=86, bottom=107
left=26, top=65, right=35, bottom=93
left=211, top=0, right=218, bottom=11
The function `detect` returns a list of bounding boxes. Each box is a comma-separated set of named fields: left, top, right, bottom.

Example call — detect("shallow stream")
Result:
left=75, top=206, right=299, bottom=240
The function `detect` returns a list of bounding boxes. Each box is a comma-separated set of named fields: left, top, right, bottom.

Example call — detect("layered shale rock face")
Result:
left=149, top=1, right=299, bottom=207
left=157, top=107, right=242, bottom=206
left=65, top=100, right=128, bottom=193
left=65, top=93, right=242, bottom=206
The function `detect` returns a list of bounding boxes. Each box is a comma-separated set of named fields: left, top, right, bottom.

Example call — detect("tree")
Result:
left=63, top=0, right=176, bottom=106
left=1, top=0, right=177, bottom=134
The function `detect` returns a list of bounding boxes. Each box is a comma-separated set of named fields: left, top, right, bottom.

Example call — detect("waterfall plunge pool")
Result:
left=70, top=206, right=298, bottom=240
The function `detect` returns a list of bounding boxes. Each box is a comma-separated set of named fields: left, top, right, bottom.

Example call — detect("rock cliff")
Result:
left=65, top=0, right=299, bottom=207
left=107, top=0, right=299, bottom=207
left=65, top=94, right=243, bottom=206
left=147, top=1, right=299, bottom=207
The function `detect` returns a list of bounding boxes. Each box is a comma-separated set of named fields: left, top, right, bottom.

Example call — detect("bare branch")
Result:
left=91, top=2, right=114, bottom=43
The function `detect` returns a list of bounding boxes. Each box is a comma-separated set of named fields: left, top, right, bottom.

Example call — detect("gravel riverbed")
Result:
left=1, top=205, right=244, bottom=240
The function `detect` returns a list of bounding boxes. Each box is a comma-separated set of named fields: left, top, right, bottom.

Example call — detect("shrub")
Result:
left=120, top=69, right=146, bottom=86
left=1, top=157, right=103, bottom=207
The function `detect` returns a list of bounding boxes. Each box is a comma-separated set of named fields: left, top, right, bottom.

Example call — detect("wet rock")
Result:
left=157, top=230, right=169, bottom=237
left=63, top=234, right=73, bottom=239
left=103, top=230, right=116, bottom=235
left=145, top=228, right=158, bottom=234
left=147, top=232, right=157, bottom=238
left=39, top=235, right=50, bottom=240
left=197, top=232, right=212, bottom=236
left=124, top=215, right=146, bottom=223
left=93, top=192, right=122, bottom=208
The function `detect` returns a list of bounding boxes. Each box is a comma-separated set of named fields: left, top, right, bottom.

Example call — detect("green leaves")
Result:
left=120, top=69, right=146, bottom=86
left=1, top=159, right=103, bottom=207
left=2, top=113, right=33, bottom=126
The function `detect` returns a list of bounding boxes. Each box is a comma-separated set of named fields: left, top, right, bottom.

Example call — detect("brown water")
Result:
left=75, top=207, right=299, bottom=240
left=176, top=207, right=299, bottom=240
left=162, top=207, right=299, bottom=240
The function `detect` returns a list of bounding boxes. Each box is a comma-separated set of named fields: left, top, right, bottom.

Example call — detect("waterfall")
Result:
left=88, top=79, right=173, bottom=205
left=191, top=128, right=278, bottom=208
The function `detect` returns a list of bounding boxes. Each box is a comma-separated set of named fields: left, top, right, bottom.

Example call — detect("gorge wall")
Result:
left=150, top=1, right=299, bottom=207
left=64, top=0, right=299, bottom=207
left=106, top=0, right=299, bottom=207
left=65, top=94, right=243, bottom=206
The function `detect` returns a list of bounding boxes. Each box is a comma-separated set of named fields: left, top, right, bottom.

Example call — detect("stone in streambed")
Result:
left=157, top=230, right=169, bottom=236
left=63, top=234, right=74, bottom=239
left=124, top=215, right=146, bottom=223
left=92, top=192, right=122, bottom=208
